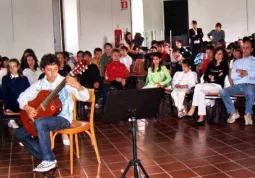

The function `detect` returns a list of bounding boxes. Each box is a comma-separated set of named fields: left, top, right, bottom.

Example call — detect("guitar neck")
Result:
left=40, top=77, right=66, bottom=109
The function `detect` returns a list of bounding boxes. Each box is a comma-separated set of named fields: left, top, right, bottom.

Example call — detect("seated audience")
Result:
left=151, top=40, right=158, bottom=48
left=2, top=56, right=9, bottom=68
left=79, top=51, right=101, bottom=107
left=0, top=57, right=8, bottom=100
left=77, top=50, right=84, bottom=61
left=220, top=39, right=255, bottom=125
left=200, top=45, right=215, bottom=76
left=90, top=48, right=103, bottom=76
left=144, top=52, right=171, bottom=88
left=23, top=54, right=42, bottom=85
left=207, top=22, right=225, bottom=46
left=105, top=49, right=129, bottom=89
left=217, top=39, right=226, bottom=48
left=170, top=49, right=183, bottom=75
left=171, top=59, right=197, bottom=118
left=124, top=32, right=132, bottom=49
left=2, top=59, right=30, bottom=128
left=20, top=48, right=36, bottom=71
left=187, top=47, right=229, bottom=125
left=120, top=46, right=133, bottom=72
left=227, top=45, right=242, bottom=86
left=101, top=43, right=113, bottom=77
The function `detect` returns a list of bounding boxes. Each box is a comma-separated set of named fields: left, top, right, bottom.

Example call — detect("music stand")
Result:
left=104, top=88, right=164, bottom=178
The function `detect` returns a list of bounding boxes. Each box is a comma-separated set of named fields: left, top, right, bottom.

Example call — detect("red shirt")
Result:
left=105, top=61, right=130, bottom=81
left=201, top=59, right=210, bottom=75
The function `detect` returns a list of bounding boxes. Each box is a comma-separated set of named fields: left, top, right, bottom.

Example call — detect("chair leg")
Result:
left=90, top=128, right=101, bottom=164
left=50, top=131, right=54, bottom=150
left=75, top=134, right=80, bottom=158
left=69, top=134, right=73, bottom=175
left=168, top=94, right=174, bottom=116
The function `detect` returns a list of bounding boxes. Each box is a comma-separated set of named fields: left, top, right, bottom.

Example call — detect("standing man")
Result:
left=189, top=20, right=204, bottom=57
left=208, top=22, right=225, bottom=46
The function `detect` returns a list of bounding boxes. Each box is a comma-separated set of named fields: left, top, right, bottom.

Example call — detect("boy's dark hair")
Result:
left=112, top=48, right=120, bottom=55
left=84, top=51, right=92, bottom=58
left=176, top=40, right=183, bottom=44
left=63, top=51, right=69, bottom=59
left=151, top=40, right=158, bottom=46
left=55, top=52, right=65, bottom=58
left=7, top=58, right=24, bottom=77
left=104, top=43, right=113, bottom=48
left=94, top=48, right=103, bottom=54
left=120, top=46, right=128, bottom=51
left=40, top=54, right=60, bottom=69
left=206, top=45, right=215, bottom=52
left=216, top=22, right=222, bottom=28
left=24, top=53, right=39, bottom=70
left=182, top=59, right=192, bottom=67
left=151, top=46, right=157, bottom=50
left=192, top=20, right=197, bottom=24
left=172, top=49, right=180, bottom=53
left=157, top=41, right=165, bottom=46
left=77, top=50, right=84, bottom=56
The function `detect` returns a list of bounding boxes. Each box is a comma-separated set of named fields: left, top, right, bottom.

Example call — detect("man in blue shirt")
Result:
left=220, top=39, right=255, bottom=125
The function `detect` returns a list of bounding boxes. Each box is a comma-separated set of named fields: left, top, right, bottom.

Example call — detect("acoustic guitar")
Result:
left=20, top=60, right=88, bottom=136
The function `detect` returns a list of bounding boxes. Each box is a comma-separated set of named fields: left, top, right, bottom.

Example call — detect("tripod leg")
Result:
left=134, top=162, right=143, bottom=178
left=137, top=161, right=149, bottom=178
left=120, top=161, right=133, bottom=178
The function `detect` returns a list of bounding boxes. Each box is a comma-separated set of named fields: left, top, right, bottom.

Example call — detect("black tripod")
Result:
left=120, top=109, right=149, bottom=178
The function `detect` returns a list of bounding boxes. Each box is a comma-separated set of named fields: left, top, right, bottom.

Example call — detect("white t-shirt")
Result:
left=120, top=55, right=133, bottom=72
left=0, top=68, right=7, bottom=85
left=229, top=59, right=234, bottom=69
left=23, top=68, right=42, bottom=85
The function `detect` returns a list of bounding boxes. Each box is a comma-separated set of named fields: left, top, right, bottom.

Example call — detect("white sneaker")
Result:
left=244, top=114, right=253, bottom=125
left=7, top=120, right=19, bottom=129
left=63, top=139, right=70, bottom=146
left=227, top=110, right=240, bottom=124
left=33, top=160, right=57, bottom=172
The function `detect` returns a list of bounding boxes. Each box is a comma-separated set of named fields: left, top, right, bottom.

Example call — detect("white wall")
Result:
left=189, top=0, right=255, bottom=43
left=143, top=0, right=164, bottom=43
left=0, top=0, right=55, bottom=59
left=77, top=0, right=131, bottom=53
left=63, top=0, right=79, bottom=53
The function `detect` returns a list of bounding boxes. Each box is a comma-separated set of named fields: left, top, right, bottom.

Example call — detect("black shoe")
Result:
left=196, top=120, right=205, bottom=126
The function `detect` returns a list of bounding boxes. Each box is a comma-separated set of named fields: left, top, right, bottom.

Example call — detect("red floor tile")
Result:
left=226, top=169, right=255, bottom=178
left=169, top=169, right=198, bottom=178
left=192, top=165, right=221, bottom=176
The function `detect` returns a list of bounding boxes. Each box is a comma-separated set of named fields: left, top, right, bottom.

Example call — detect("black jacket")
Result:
left=189, top=28, right=204, bottom=44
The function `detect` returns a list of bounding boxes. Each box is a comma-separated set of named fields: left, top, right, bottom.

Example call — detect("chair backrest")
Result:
left=72, top=89, right=95, bottom=127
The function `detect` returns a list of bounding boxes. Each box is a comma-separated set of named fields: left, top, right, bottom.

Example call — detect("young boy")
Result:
left=16, top=54, right=89, bottom=172
left=105, top=49, right=129, bottom=89
left=120, top=46, right=133, bottom=72
left=171, top=59, right=197, bottom=118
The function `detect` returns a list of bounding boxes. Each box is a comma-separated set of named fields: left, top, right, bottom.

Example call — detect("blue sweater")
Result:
left=2, top=75, right=30, bottom=112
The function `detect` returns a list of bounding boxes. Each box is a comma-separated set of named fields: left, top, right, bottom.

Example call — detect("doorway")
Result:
left=164, top=0, right=189, bottom=47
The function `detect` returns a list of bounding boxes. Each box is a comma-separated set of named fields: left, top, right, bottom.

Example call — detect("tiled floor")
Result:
left=1, top=109, right=255, bottom=178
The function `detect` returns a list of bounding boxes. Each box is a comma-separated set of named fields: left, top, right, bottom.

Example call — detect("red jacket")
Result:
left=201, top=59, right=210, bottom=75
left=105, top=61, right=130, bottom=81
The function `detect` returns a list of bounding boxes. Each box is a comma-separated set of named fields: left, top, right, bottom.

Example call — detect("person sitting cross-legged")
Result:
left=220, top=39, right=255, bottom=125
left=15, top=54, right=89, bottom=172
left=187, top=47, right=229, bottom=125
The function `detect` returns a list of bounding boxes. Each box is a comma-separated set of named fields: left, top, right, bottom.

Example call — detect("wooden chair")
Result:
left=0, top=101, right=20, bottom=147
left=50, top=89, right=101, bottom=174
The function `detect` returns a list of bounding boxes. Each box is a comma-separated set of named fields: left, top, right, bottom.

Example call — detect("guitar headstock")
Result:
left=70, top=59, right=88, bottom=76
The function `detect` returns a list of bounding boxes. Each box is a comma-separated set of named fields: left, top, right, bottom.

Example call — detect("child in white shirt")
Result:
left=171, top=59, right=197, bottom=118
left=120, top=46, right=133, bottom=72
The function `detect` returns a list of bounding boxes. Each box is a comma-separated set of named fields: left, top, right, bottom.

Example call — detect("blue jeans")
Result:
left=220, top=84, right=255, bottom=115
left=16, top=116, right=70, bottom=161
